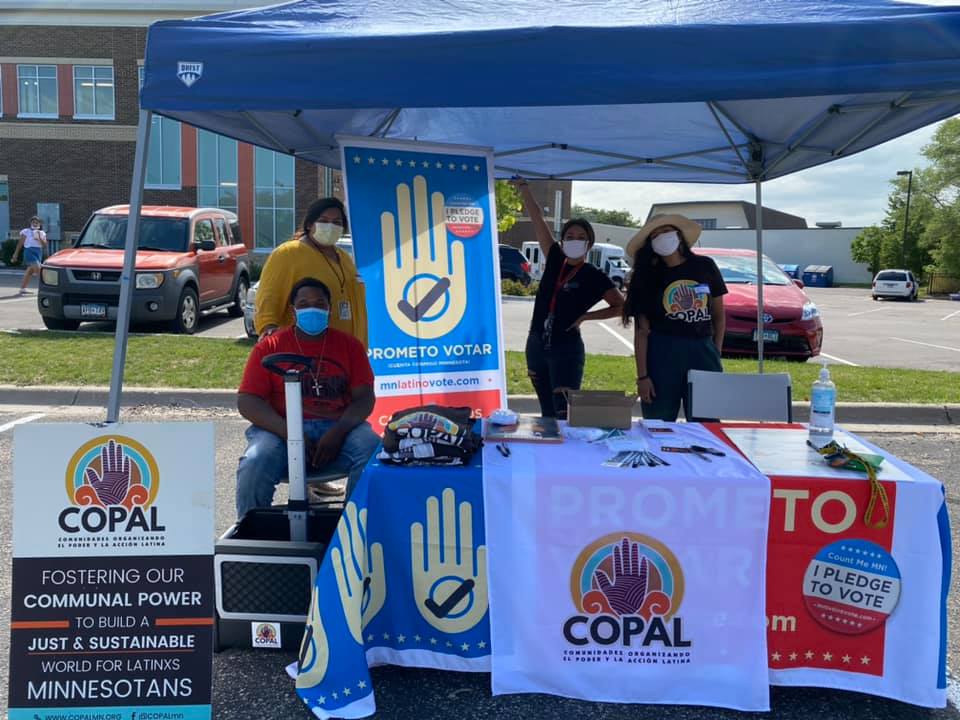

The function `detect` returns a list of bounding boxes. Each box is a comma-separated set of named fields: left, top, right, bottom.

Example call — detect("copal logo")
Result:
left=252, top=622, right=282, bottom=649
left=60, top=436, right=164, bottom=534
left=662, top=280, right=711, bottom=323
left=564, top=532, right=691, bottom=648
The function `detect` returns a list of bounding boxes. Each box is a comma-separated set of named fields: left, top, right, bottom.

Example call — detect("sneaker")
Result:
left=18, top=289, right=30, bottom=295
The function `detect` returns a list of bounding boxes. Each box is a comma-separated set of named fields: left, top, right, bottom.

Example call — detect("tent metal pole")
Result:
left=107, top=109, right=152, bottom=423
left=755, top=179, right=765, bottom=373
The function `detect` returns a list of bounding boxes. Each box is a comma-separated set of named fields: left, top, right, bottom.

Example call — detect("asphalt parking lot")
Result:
left=0, top=405, right=958, bottom=719
left=2, top=275, right=958, bottom=370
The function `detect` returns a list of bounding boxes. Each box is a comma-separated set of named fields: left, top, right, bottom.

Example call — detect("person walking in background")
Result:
left=254, top=198, right=369, bottom=346
left=513, top=177, right=624, bottom=419
left=11, top=216, right=47, bottom=295
left=623, top=214, right=727, bottom=421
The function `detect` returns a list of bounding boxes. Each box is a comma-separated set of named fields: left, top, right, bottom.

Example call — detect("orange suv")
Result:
left=38, top=206, right=250, bottom=333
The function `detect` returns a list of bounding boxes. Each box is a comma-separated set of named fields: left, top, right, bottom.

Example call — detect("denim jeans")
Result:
left=524, top=331, right=586, bottom=419
left=235, top=420, right=381, bottom=518
left=641, top=333, right=723, bottom=422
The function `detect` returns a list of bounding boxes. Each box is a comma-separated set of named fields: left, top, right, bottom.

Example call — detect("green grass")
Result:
left=1, top=331, right=958, bottom=403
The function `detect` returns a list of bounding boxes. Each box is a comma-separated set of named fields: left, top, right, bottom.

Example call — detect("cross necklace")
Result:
left=294, top=331, right=328, bottom=397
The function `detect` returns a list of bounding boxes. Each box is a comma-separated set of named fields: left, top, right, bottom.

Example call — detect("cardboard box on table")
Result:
left=566, top=390, right=637, bottom=429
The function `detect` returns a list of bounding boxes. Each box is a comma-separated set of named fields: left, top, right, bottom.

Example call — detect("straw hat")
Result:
left=626, top=214, right=702, bottom=258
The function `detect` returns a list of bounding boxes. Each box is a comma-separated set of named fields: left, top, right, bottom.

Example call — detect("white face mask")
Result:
left=312, top=222, right=343, bottom=247
left=562, top=239, right=588, bottom=259
left=651, top=231, right=681, bottom=257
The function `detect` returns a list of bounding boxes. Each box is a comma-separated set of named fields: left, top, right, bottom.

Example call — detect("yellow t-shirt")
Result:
left=254, top=239, right=368, bottom=347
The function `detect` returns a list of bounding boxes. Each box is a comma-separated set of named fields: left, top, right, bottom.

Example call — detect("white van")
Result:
left=521, top=241, right=546, bottom=281
left=587, top=243, right=630, bottom=288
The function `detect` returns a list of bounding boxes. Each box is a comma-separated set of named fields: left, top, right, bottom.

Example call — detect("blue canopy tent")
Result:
left=107, top=0, right=960, bottom=419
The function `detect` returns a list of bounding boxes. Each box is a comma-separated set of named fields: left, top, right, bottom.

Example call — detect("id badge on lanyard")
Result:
left=338, top=300, right=351, bottom=321
left=543, top=261, right=581, bottom=349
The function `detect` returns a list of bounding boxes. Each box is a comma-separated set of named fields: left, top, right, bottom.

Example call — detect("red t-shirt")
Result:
left=239, top=327, right=374, bottom=420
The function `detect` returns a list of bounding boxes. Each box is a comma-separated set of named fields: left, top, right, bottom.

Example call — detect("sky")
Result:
left=572, top=121, right=940, bottom=229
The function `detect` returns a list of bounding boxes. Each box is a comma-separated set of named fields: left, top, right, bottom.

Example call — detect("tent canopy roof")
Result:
left=141, top=0, right=960, bottom=182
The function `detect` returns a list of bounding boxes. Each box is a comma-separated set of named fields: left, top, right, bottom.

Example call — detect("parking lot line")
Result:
left=941, top=309, right=960, bottom=321
left=820, top=352, right=860, bottom=367
left=847, top=307, right=886, bottom=317
left=889, top=337, right=960, bottom=354
left=598, top=322, right=635, bottom=351
left=0, top=295, right=36, bottom=304
left=0, top=412, right=45, bottom=434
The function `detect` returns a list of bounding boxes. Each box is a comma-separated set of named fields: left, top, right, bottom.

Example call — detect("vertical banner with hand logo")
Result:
left=340, top=137, right=506, bottom=430
left=9, top=423, right=215, bottom=720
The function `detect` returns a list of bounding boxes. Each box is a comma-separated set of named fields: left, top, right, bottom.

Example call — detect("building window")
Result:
left=138, top=67, right=181, bottom=189
left=197, top=129, right=238, bottom=212
left=692, top=218, right=717, bottom=230
left=17, top=64, right=58, bottom=118
left=254, top=147, right=295, bottom=249
left=73, top=65, right=114, bottom=119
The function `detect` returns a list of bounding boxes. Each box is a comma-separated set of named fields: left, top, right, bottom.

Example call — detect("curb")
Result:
left=0, top=385, right=956, bottom=425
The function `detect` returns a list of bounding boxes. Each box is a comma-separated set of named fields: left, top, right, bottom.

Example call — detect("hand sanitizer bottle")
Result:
left=809, top=362, right=836, bottom=447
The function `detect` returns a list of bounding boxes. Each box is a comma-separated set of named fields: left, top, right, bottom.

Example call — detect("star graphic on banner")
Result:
left=842, top=654, right=852, bottom=664
left=448, top=162, right=456, bottom=170
left=822, top=652, right=833, bottom=662
left=381, top=158, right=390, bottom=165
left=435, top=161, right=443, bottom=169
left=383, top=632, right=390, bottom=640
left=422, top=161, right=430, bottom=168
left=409, top=160, right=417, bottom=167
left=367, top=634, right=374, bottom=642
left=461, top=163, right=468, bottom=171
left=446, top=641, right=453, bottom=647
left=317, top=696, right=326, bottom=705
left=461, top=643, right=470, bottom=651
left=397, top=634, right=406, bottom=644
left=771, top=652, right=782, bottom=661
left=343, top=688, right=352, bottom=697
left=789, top=652, right=798, bottom=661
left=430, top=638, right=438, bottom=645
left=332, top=692, right=339, bottom=700
left=353, top=155, right=361, bottom=164
left=478, top=641, right=487, bottom=649
left=358, top=680, right=367, bottom=689
left=396, top=159, right=404, bottom=166
left=861, top=656, right=871, bottom=665
left=414, top=635, right=422, bottom=642
left=805, top=651, right=815, bottom=660
left=474, top=164, right=480, bottom=171
left=367, top=157, right=375, bottom=165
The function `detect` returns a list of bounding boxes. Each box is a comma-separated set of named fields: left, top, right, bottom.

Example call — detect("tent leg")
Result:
left=106, top=109, right=152, bottom=423
left=755, top=179, right=765, bottom=374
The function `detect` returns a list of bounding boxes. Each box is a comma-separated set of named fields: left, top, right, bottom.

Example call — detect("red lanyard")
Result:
left=549, top=261, right=582, bottom=314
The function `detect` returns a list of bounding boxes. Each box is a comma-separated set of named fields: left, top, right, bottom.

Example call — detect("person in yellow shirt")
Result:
left=255, top=198, right=368, bottom=346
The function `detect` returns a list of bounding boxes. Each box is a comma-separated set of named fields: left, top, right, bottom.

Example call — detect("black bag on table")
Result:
left=380, top=404, right=482, bottom=465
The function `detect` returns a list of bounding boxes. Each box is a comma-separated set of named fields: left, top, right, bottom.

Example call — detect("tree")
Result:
left=570, top=204, right=638, bottom=227
left=850, top=226, right=885, bottom=276
left=494, top=180, right=523, bottom=233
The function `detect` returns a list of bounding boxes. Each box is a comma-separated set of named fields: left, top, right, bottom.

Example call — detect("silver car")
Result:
left=872, top=269, right=918, bottom=301
left=244, top=238, right=354, bottom=338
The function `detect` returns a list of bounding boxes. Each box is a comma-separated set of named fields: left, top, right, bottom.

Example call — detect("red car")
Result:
left=698, top=248, right=823, bottom=360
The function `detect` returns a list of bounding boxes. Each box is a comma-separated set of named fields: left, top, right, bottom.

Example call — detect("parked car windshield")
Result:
left=77, top=215, right=190, bottom=252
left=876, top=271, right=907, bottom=282
left=711, top=254, right=791, bottom=285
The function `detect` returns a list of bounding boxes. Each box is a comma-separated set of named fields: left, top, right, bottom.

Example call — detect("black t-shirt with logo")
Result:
left=633, top=254, right=728, bottom=338
left=530, top=244, right=614, bottom=347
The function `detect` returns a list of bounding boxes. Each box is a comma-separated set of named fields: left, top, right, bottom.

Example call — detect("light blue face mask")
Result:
left=294, top=307, right=330, bottom=335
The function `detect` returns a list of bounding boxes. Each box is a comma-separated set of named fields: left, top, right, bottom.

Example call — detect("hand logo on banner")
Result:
left=296, top=589, right=329, bottom=689
left=594, top=537, right=649, bottom=616
left=84, top=439, right=132, bottom=506
left=380, top=175, right=467, bottom=339
left=331, top=502, right=386, bottom=645
left=410, top=487, right=488, bottom=633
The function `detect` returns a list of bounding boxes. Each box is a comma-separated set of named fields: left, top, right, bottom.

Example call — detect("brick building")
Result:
left=0, top=1, right=340, bottom=253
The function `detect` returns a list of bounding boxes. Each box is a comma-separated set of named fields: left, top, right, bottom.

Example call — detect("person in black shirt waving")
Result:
left=623, top=214, right=727, bottom=421
left=514, top=178, right=624, bottom=419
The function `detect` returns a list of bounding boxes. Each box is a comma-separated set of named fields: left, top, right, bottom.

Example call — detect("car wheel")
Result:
left=171, top=287, right=199, bottom=334
left=228, top=275, right=248, bottom=318
left=871, top=295, right=878, bottom=301
left=42, top=316, right=80, bottom=331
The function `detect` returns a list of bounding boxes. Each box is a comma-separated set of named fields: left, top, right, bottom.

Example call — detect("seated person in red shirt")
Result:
left=236, top=277, right=379, bottom=517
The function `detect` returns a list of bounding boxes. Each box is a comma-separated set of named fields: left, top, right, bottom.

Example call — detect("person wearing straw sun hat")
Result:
left=622, top=214, right=727, bottom=421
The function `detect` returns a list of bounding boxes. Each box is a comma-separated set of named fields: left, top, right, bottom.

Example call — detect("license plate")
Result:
left=752, top=328, right=780, bottom=343
left=80, top=303, right=107, bottom=318
left=883, top=283, right=896, bottom=288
